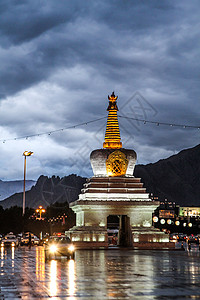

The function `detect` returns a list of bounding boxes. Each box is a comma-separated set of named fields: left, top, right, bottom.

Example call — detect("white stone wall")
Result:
left=72, top=201, right=159, bottom=228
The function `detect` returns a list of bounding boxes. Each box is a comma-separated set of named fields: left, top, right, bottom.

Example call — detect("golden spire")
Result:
left=103, top=92, right=122, bottom=149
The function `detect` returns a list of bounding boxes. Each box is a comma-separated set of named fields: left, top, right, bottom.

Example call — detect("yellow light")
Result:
left=175, top=221, right=180, bottom=226
left=11, top=242, right=15, bottom=246
left=50, top=245, right=57, bottom=253
left=188, top=223, right=192, bottom=227
left=153, top=216, right=158, bottom=223
left=23, top=151, right=33, bottom=156
left=68, top=245, right=75, bottom=252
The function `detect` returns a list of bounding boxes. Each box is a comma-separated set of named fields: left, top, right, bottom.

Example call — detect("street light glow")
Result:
left=36, top=206, right=46, bottom=220
left=23, top=151, right=34, bottom=157
left=22, top=150, right=33, bottom=216
left=153, top=216, right=158, bottom=223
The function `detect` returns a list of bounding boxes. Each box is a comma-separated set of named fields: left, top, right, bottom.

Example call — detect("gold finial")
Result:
left=108, top=91, right=118, bottom=102
left=103, top=92, right=122, bottom=149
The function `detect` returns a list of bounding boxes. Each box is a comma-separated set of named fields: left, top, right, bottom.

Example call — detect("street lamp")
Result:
left=22, top=151, right=33, bottom=216
left=36, top=206, right=46, bottom=220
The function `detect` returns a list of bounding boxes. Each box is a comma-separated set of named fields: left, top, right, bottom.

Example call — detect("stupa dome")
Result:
left=90, top=148, right=137, bottom=177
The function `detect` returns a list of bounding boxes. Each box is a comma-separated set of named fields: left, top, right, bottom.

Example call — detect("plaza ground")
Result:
left=0, top=243, right=200, bottom=299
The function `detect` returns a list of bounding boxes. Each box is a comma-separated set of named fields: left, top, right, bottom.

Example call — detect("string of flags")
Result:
left=118, top=115, right=200, bottom=129
left=0, top=116, right=107, bottom=143
left=0, top=115, right=199, bottom=144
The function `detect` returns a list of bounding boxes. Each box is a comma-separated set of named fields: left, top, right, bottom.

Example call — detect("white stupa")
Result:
left=67, top=93, right=174, bottom=249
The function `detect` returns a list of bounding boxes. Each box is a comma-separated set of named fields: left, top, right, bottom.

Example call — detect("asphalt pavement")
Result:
left=0, top=243, right=200, bottom=299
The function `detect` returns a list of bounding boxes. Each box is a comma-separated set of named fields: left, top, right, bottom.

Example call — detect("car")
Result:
left=177, top=234, right=187, bottom=242
left=42, top=234, right=50, bottom=245
left=169, top=233, right=178, bottom=241
left=187, top=235, right=199, bottom=244
left=33, top=235, right=40, bottom=245
left=20, top=232, right=32, bottom=246
left=44, top=235, right=75, bottom=260
left=1, top=232, right=19, bottom=247
left=20, top=232, right=40, bottom=246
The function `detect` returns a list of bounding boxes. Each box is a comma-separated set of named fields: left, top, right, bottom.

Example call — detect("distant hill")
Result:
left=1, top=144, right=200, bottom=209
left=0, top=174, right=86, bottom=209
left=134, top=144, right=200, bottom=206
left=0, top=180, right=35, bottom=201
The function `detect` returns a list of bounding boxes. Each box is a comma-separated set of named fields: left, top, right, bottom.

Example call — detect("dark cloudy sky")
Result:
left=0, top=0, right=199, bottom=180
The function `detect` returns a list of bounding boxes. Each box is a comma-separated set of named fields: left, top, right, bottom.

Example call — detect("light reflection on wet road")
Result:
left=0, top=245, right=200, bottom=299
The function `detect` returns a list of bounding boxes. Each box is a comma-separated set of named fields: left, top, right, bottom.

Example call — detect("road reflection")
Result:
left=1, top=246, right=4, bottom=271
left=49, top=260, right=57, bottom=298
left=1, top=246, right=200, bottom=298
left=48, top=258, right=76, bottom=298
left=1, top=246, right=4, bottom=259
left=35, top=246, right=45, bottom=281
left=0, top=246, right=15, bottom=275
left=68, top=259, right=76, bottom=299
left=106, top=252, right=155, bottom=298
left=11, top=246, right=14, bottom=275
left=34, top=247, right=76, bottom=298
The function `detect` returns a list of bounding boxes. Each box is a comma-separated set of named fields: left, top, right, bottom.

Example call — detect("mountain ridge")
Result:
left=134, top=144, right=200, bottom=206
left=0, top=174, right=86, bottom=209
left=0, top=180, right=35, bottom=201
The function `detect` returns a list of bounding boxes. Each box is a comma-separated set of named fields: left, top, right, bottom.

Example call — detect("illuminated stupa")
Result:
left=90, top=92, right=137, bottom=178
left=68, top=93, right=174, bottom=249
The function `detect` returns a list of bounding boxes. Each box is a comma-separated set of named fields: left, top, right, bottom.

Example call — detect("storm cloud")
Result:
left=0, top=0, right=199, bottom=180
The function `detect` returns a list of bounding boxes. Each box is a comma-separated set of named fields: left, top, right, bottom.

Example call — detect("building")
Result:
left=179, top=207, right=200, bottom=217
left=153, top=201, right=200, bottom=234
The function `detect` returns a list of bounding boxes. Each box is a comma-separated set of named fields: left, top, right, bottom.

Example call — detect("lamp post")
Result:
left=22, top=151, right=33, bottom=216
left=36, top=206, right=46, bottom=220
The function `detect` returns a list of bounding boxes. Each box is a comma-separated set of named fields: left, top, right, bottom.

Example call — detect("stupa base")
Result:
left=66, top=226, right=108, bottom=249
left=132, top=226, right=175, bottom=249
left=132, top=242, right=175, bottom=249
left=66, top=225, right=175, bottom=250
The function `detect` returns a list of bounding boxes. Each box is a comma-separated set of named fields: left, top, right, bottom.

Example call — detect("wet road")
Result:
left=0, top=244, right=200, bottom=299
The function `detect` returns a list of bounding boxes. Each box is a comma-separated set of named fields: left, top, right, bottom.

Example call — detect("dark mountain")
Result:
left=1, top=144, right=200, bottom=209
left=0, top=174, right=86, bottom=209
left=0, top=180, right=35, bottom=200
left=134, top=144, right=200, bottom=206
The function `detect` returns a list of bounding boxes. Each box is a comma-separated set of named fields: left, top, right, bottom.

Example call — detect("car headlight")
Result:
left=68, top=245, right=75, bottom=252
left=1, top=242, right=4, bottom=247
left=11, top=242, right=15, bottom=246
left=49, top=244, right=57, bottom=253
